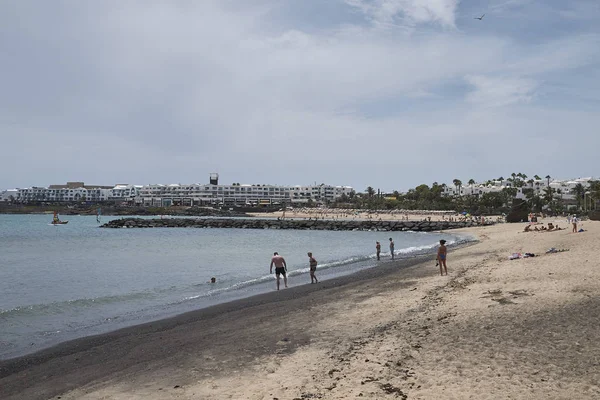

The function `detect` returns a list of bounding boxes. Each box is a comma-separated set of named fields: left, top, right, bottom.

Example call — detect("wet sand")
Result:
left=2, top=219, right=599, bottom=399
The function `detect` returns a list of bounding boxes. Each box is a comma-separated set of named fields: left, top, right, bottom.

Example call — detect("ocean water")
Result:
left=0, top=214, right=471, bottom=360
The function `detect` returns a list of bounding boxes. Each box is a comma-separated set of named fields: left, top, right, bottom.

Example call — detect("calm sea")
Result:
left=0, top=214, right=471, bottom=359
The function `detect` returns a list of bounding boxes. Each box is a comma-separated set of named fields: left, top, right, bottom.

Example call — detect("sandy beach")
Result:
left=1, top=218, right=599, bottom=399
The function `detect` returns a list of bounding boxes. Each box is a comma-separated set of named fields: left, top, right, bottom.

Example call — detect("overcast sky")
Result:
left=1, top=0, right=599, bottom=192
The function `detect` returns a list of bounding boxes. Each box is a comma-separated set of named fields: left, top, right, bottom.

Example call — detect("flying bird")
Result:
left=474, top=14, right=485, bottom=20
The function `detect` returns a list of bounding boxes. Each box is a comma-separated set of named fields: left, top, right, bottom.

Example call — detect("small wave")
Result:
left=0, top=291, right=156, bottom=319
left=180, top=239, right=472, bottom=303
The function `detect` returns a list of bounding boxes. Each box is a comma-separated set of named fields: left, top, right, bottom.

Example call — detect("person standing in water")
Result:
left=376, top=241, right=381, bottom=261
left=389, top=238, right=395, bottom=260
left=269, top=252, right=288, bottom=290
left=307, top=252, right=318, bottom=284
left=437, top=240, right=448, bottom=276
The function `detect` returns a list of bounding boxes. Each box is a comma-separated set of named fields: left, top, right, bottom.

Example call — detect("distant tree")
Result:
left=545, top=175, right=551, bottom=187
left=573, top=183, right=586, bottom=209
left=542, top=186, right=554, bottom=205
left=534, top=175, right=541, bottom=180
left=452, top=179, right=462, bottom=195
left=365, top=186, right=375, bottom=197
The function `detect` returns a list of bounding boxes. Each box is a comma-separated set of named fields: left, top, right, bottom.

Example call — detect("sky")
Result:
left=1, top=0, right=599, bottom=193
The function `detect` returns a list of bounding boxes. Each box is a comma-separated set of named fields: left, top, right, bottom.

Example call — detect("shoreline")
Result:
left=2, top=235, right=478, bottom=365
left=0, top=219, right=474, bottom=363
left=2, top=220, right=599, bottom=399
left=0, top=250, right=464, bottom=400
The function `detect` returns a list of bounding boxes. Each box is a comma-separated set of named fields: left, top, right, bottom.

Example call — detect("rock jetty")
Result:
left=101, top=218, right=485, bottom=232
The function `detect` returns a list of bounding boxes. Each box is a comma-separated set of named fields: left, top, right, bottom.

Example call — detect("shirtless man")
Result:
left=270, top=252, right=288, bottom=290
left=376, top=241, right=381, bottom=261
left=307, top=252, right=318, bottom=284
left=389, top=238, right=395, bottom=260
left=437, top=240, right=448, bottom=276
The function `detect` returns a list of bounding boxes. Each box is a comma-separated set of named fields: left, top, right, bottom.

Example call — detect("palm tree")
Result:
left=545, top=175, right=551, bottom=188
left=534, top=175, right=541, bottom=180
left=468, top=179, right=476, bottom=195
left=452, top=179, right=462, bottom=196
left=573, top=183, right=585, bottom=209
left=498, top=176, right=504, bottom=186
left=366, top=186, right=375, bottom=198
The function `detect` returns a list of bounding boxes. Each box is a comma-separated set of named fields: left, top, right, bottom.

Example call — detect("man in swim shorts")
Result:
left=389, top=238, right=395, bottom=260
left=308, top=252, right=318, bottom=284
left=376, top=241, right=381, bottom=261
left=270, top=252, right=288, bottom=290
left=437, top=239, right=448, bottom=276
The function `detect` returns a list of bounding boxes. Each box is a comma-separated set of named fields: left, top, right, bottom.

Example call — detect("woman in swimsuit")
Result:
left=437, top=240, right=448, bottom=276
left=308, top=252, right=318, bottom=284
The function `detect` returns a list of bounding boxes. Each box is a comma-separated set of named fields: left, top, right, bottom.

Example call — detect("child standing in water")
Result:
left=437, top=239, right=448, bottom=276
left=308, top=252, right=318, bottom=284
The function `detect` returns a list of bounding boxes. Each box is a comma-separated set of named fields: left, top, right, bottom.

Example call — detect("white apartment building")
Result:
left=138, top=183, right=354, bottom=207
left=14, top=182, right=139, bottom=203
left=11, top=179, right=353, bottom=207
left=442, top=177, right=595, bottom=201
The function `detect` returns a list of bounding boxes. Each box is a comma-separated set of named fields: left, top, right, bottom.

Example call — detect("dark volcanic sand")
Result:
left=0, top=253, right=440, bottom=400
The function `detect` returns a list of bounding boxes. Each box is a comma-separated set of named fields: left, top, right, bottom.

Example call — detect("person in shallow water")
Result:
left=389, top=238, right=395, bottom=260
left=269, top=252, right=288, bottom=290
left=376, top=241, right=381, bottom=261
left=307, top=252, right=318, bottom=284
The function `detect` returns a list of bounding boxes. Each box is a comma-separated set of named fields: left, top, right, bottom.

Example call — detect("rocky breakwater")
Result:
left=101, top=218, right=485, bottom=232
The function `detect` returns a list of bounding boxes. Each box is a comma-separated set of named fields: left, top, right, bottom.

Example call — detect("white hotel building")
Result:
left=138, top=183, right=354, bottom=207
left=11, top=182, right=141, bottom=203
left=442, top=177, right=595, bottom=201
left=6, top=176, right=354, bottom=207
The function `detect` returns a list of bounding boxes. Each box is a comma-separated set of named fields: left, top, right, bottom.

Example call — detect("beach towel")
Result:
left=546, top=248, right=569, bottom=254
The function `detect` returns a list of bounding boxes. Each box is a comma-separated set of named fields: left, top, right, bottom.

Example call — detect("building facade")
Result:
left=14, top=182, right=140, bottom=204
left=138, top=183, right=354, bottom=207
left=442, top=177, right=596, bottom=202
left=10, top=180, right=354, bottom=207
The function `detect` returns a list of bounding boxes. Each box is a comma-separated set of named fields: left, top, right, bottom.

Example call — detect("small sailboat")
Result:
left=51, top=211, right=68, bottom=225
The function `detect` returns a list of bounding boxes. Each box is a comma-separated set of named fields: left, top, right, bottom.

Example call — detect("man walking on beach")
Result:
left=389, top=238, right=395, bottom=260
left=307, top=252, right=318, bottom=284
left=572, top=215, right=579, bottom=233
left=376, top=241, right=381, bottom=261
left=270, top=252, right=288, bottom=290
left=437, top=239, right=448, bottom=276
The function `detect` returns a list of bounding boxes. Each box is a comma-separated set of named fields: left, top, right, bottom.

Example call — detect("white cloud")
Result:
left=0, top=0, right=599, bottom=191
left=345, top=0, right=459, bottom=28
left=465, top=75, right=538, bottom=107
